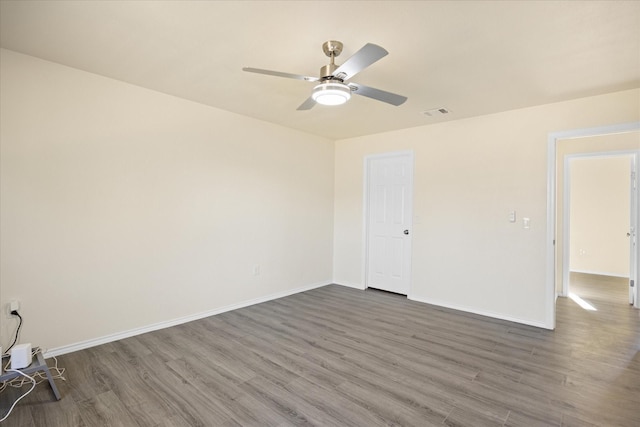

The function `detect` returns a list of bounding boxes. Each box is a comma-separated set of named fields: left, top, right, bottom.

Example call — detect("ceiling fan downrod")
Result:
left=320, top=40, right=343, bottom=80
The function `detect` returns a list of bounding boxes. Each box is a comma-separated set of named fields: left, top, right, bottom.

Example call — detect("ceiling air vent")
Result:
left=422, top=107, right=450, bottom=117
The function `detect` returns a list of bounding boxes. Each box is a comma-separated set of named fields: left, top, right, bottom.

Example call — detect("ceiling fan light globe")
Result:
left=312, top=82, right=351, bottom=106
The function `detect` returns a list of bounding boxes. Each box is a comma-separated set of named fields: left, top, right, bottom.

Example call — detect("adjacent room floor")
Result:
left=2, top=275, right=639, bottom=426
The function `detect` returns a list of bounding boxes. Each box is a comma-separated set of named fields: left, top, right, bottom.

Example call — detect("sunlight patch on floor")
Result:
left=569, top=292, right=598, bottom=311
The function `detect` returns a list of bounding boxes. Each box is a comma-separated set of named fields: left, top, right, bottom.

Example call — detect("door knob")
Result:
left=404, top=230, right=409, bottom=235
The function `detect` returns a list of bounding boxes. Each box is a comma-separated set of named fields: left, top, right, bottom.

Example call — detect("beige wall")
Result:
left=0, top=49, right=335, bottom=352
left=334, top=89, right=640, bottom=327
left=2, top=48, right=639, bottom=353
left=569, top=156, right=631, bottom=277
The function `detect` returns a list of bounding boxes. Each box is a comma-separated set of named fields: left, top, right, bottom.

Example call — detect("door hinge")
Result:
left=632, top=171, right=637, bottom=190
left=631, top=280, right=635, bottom=288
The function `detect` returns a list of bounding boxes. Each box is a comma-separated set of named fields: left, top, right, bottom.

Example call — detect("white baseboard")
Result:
left=44, top=280, right=331, bottom=358
left=333, top=281, right=366, bottom=290
left=570, top=269, right=629, bottom=279
left=407, top=294, right=550, bottom=329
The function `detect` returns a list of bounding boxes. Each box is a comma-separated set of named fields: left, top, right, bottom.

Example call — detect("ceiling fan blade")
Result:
left=296, top=96, right=316, bottom=110
left=348, top=83, right=407, bottom=106
left=242, top=67, right=319, bottom=82
left=332, top=43, right=388, bottom=81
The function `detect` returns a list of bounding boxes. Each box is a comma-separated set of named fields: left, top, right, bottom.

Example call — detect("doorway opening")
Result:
left=546, top=122, right=640, bottom=329
left=564, top=153, right=635, bottom=307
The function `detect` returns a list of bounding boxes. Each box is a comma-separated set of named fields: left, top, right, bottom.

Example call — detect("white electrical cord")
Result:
left=0, top=348, right=66, bottom=392
left=0, top=348, right=66, bottom=422
left=0, top=369, right=36, bottom=423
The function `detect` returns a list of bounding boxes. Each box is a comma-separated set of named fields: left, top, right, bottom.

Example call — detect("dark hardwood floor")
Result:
left=2, top=275, right=639, bottom=426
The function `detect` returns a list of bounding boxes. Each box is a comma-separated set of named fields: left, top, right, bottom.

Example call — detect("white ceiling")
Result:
left=1, top=1, right=639, bottom=140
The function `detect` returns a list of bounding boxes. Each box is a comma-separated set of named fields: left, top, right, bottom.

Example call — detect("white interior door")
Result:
left=365, top=152, right=413, bottom=295
left=629, top=154, right=638, bottom=306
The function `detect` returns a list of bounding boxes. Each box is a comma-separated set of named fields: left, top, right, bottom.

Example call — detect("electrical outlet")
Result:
left=253, top=264, right=261, bottom=276
left=6, top=300, right=19, bottom=317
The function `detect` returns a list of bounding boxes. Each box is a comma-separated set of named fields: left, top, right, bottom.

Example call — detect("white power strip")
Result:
left=10, top=343, right=33, bottom=370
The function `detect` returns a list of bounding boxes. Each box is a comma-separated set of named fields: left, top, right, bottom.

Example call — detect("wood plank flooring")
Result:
left=2, top=274, right=639, bottom=426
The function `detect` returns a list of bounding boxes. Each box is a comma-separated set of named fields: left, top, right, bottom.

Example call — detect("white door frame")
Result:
left=546, top=122, right=640, bottom=329
left=562, top=150, right=638, bottom=297
left=363, top=150, right=414, bottom=295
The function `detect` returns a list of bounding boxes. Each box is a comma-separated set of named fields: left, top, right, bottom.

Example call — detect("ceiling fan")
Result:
left=243, top=40, right=407, bottom=110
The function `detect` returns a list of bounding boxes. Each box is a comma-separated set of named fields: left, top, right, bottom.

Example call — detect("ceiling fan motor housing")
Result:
left=320, top=63, right=339, bottom=79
